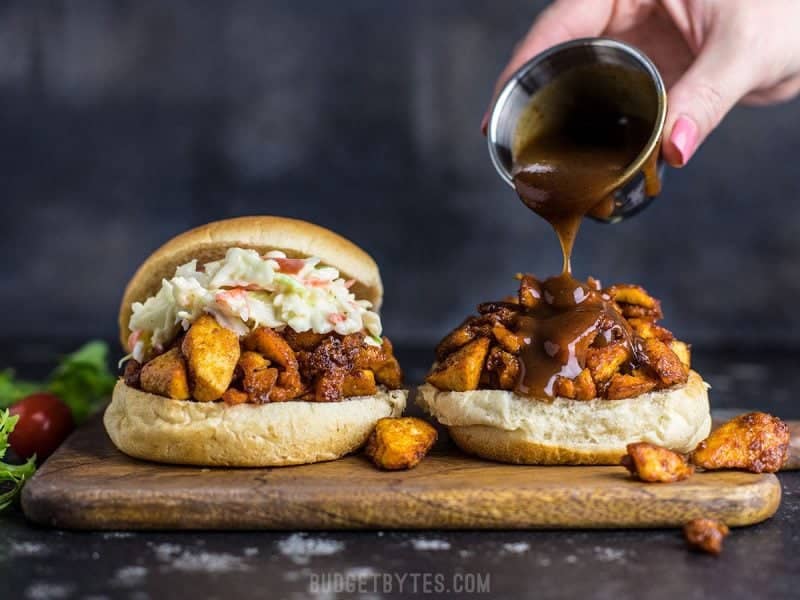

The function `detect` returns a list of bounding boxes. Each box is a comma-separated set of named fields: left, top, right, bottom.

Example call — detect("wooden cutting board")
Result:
left=21, top=416, right=781, bottom=530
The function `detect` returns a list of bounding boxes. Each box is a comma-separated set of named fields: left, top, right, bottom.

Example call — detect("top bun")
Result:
left=118, top=216, right=383, bottom=350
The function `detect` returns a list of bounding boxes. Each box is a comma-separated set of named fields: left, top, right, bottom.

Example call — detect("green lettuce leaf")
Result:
left=0, top=370, right=41, bottom=409
left=0, top=409, right=37, bottom=510
left=0, top=341, right=116, bottom=424
left=47, top=341, right=116, bottom=424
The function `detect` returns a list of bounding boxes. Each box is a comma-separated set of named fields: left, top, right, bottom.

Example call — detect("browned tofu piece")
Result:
left=586, top=343, right=630, bottom=384
left=238, top=351, right=279, bottom=403
left=606, top=284, right=658, bottom=309
left=684, top=518, right=729, bottom=555
left=140, top=347, right=190, bottom=400
left=244, top=327, right=298, bottom=369
left=355, top=337, right=403, bottom=389
left=282, top=329, right=327, bottom=352
left=373, top=356, right=403, bottom=389
left=606, top=372, right=658, bottom=399
left=313, top=369, right=346, bottom=402
left=517, top=273, right=542, bottom=308
left=302, top=333, right=360, bottom=377
left=640, top=338, right=688, bottom=386
left=485, top=345, right=520, bottom=390
left=476, top=302, right=518, bottom=326
left=365, top=417, right=437, bottom=470
left=244, top=327, right=308, bottom=401
left=181, top=315, right=241, bottom=402
left=669, top=340, right=691, bottom=370
left=628, top=318, right=674, bottom=341
left=123, top=359, right=142, bottom=388
left=554, top=376, right=576, bottom=399
left=617, top=302, right=664, bottom=320
left=222, top=388, right=249, bottom=405
left=621, top=442, right=694, bottom=482
left=491, top=323, right=524, bottom=354
left=426, top=337, right=490, bottom=392
left=573, top=368, right=597, bottom=400
left=435, top=320, right=477, bottom=360
left=342, top=369, right=378, bottom=397
left=692, top=412, right=789, bottom=473
left=271, top=367, right=306, bottom=402
left=607, top=284, right=663, bottom=319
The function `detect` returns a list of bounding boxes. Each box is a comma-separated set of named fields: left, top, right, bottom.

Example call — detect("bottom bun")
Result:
left=416, top=370, right=710, bottom=465
left=105, top=380, right=407, bottom=466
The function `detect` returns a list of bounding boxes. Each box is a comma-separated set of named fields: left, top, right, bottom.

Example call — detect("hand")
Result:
left=482, top=0, right=800, bottom=166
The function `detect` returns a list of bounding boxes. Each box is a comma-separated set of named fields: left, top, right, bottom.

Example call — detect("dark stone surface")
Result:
left=1, top=488, right=798, bottom=600
left=1, top=346, right=798, bottom=600
left=1, top=1, right=800, bottom=348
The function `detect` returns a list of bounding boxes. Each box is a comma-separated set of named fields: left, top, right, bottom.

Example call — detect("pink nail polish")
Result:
left=669, top=116, right=699, bottom=166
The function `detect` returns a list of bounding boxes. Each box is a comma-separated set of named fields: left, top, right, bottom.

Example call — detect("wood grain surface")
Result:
left=21, top=416, right=782, bottom=531
left=787, top=421, right=800, bottom=469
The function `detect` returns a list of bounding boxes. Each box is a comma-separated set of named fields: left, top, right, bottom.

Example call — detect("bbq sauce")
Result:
left=510, top=64, right=657, bottom=399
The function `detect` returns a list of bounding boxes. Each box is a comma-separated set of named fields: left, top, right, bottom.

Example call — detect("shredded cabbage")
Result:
left=128, top=248, right=382, bottom=361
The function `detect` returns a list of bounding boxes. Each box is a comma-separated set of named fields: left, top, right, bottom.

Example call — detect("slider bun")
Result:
left=105, top=380, right=407, bottom=467
left=417, top=370, right=710, bottom=465
left=119, top=216, right=383, bottom=350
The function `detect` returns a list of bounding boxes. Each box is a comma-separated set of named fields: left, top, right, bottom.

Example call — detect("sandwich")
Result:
left=105, top=216, right=407, bottom=466
left=417, top=274, right=710, bottom=465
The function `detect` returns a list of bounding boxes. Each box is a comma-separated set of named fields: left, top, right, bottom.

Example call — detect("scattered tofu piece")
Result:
left=684, top=518, right=729, bottom=555
left=622, top=442, right=694, bottom=482
left=692, top=412, right=789, bottom=473
left=365, top=417, right=437, bottom=470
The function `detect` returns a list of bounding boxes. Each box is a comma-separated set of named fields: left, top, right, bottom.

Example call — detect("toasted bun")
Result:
left=417, top=370, right=710, bottom=465
left=118, top=216, right=382, bottom=350
left=105, top=380, right=407, bottom=466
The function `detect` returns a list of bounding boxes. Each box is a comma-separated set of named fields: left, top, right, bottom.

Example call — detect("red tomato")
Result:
left=9, top=393, right=74, bottom=461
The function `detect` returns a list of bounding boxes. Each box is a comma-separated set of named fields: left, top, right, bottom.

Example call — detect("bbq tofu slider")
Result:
left=105, top=216, right=406, bottom=466
left=417, top=275, right=710, bottom=465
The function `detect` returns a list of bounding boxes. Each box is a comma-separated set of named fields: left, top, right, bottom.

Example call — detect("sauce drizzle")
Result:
left=509, top=63, right=658, bottom=398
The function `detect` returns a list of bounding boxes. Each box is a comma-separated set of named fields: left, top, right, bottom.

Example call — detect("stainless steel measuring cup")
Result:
left=486, top=38, right=668, bottom=223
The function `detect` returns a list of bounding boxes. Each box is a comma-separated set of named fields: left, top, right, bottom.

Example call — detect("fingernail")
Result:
left=669, top=115, right=699, bottom=166
left=481, top=112, right=489, bottom=136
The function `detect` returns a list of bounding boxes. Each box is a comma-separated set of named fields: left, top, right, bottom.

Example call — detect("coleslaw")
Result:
left=127, top=248, right=382, bottom=362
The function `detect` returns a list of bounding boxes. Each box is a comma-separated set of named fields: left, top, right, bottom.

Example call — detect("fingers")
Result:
left=662, top=32, right=757, bottom=166
left=742, top=75, right=800, bottom=106
left=481, top=0, right=614, bottom=134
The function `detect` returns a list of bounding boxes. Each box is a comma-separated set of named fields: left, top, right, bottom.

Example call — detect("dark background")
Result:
left=3, top=7, right=800, bottom=597
left=2, top=0, right=800, bottom=357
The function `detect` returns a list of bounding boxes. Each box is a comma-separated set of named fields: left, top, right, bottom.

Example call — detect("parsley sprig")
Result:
left=0, top=410, right=36, bottom=510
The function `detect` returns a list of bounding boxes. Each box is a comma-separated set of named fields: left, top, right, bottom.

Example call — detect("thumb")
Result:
left=663, top=43, right=756, bottom=167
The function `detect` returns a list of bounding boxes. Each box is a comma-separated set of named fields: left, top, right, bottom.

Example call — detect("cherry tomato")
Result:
left=9, top=393, right=74, bottom=461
